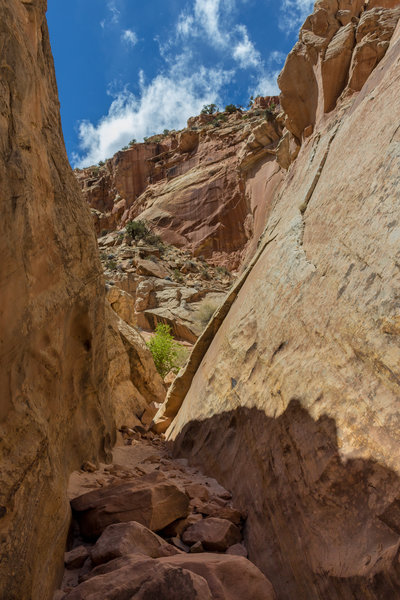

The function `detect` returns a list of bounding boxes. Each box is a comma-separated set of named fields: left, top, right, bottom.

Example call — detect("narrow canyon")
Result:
left=1, top=0, right=400, bottom=599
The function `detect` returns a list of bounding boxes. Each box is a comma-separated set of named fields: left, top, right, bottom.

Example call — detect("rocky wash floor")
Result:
left=53, top=429, right=275, bottom=599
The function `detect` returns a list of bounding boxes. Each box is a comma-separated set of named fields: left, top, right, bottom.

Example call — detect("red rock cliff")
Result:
left=76, top=102, right=283, bottom=270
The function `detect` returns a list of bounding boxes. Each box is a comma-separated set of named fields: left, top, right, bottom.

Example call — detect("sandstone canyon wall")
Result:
left=164, top=2, right=400, bottom=599
left=0, top=1, right=115, bottom=598
left=76, top=101, right=283, bottom=270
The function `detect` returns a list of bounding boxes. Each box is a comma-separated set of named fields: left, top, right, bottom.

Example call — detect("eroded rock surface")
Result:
left=161, top=4, right=400, bottom=600
left=278, top=0, right=400, bottom=146
left=0, top=2, right=115, bottom=598
left=100, top=229, right=233, bottom=343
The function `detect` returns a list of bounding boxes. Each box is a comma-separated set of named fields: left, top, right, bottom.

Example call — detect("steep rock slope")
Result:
left=164, top=4, right=400, bottom=599
left=0, top=2, right=115, bottom=598
left=76, top=100, right=283, bottom=270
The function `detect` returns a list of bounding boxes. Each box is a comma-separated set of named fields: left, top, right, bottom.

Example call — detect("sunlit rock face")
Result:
left=76, top=101, right=283, bottom=271
left=165, top=6, right=400, bottom=599
left=0, top=1, right=115, bottom=598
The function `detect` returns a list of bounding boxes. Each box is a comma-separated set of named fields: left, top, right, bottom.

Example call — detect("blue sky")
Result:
left=47, top=0, right=314, bottom=167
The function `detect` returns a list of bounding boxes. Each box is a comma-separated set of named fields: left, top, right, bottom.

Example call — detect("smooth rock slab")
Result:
left=182, top=517, right=241, bottom=551
left=71, top=472, right=189, bottom=539
left=90, top=521, right=180, bottom=565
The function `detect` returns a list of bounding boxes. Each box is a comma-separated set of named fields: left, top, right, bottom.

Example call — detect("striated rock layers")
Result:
left=76, top=102, right=283, bottom=270
left=0, top=1, right=115, bottom=599
left=164, top=3, right=400, bottom=599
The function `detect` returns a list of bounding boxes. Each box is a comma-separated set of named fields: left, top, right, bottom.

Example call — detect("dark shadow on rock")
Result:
left=172, top=400, right=400, bottom=600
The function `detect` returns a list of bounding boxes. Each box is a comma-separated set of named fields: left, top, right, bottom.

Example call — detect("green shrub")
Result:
left=125, top=220, right=151, bottom=241
left=98, top=160, right=105, bottom=166
left=201, top=103, right=218, bottom=115
left=129, top=139, right=137, bottom=146
left=122, top=145, right=129, bottom=151
left=147, top=323, right=187, bottom=377
left=173, top=268, right=184, bottom=283
left=105, top=259, right=117, bottom=270
left=225, top=104, right=238, bottom=114
left=216, top=265, right=230, bottom=276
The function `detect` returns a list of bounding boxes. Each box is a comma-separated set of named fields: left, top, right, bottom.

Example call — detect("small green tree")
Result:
left=201, top=103, right=218, bottom=115
left=224, top=104, right=238, bottom=114
left=125, top=220, right=151, bottom=241
left=98, top=160, right=105, bottom=166
left=147, top=323, right=187, bottom=377
left=128, top=139, right=137, bottom=146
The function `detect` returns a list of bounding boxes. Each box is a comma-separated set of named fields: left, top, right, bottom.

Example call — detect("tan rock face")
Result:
left=77, top=104, right=283, bottom=270
left=0, top=2, right=115, bottom=598
left=105, top=303, right=166, bottom=429
left=164, top=9, right=400, bottom=600
left=278, top=0, right=400, bottom=143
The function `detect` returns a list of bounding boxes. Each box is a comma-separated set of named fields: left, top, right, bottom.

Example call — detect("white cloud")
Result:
left=252, top=71, right=280, bottom=98
left=177, top=0, right=263, bottom=71
left=194, top=0, right=225, bottom=45
left=232, top=25, right=261, bottom=69
left=279, top=0, right=314, bottom=31
left=107, top=0, right=120, bottom=24
left=122, top=29, right=138, bottom=47
left=78, top=0, right=288, bottom=167
left=73, top=58, right=232, bottom=167
left=177, top=12, right=195, bottom=37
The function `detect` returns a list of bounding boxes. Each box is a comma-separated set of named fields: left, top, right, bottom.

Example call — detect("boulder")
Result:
left=90, top=521, right=179, bottom=565
left=178, top=130, right=199, bottom=153
left=160, top=513, right=203, bottom=537
left=195, top=501, right=242, bottom=525
left=136, top=258, right=169, bottom=279
left=226, top=543, right=248, bottom=558
left=158, top=554, right=276, bottom=600
left=71, top=472, right=190, bottom=539
left=63, top=555, right=213, bottom=600
left=106, top=286, right=136, bottom=326
left=64, top=547, right=89, bottom=570
left=182, top=517, right=241, bottom=551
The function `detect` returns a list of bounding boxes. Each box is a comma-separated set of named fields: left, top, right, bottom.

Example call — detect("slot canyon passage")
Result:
left=2, top=0, right=400, bottom=598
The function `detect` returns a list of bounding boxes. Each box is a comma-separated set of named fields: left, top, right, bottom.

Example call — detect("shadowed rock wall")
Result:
left=0, top=1, right=115, bottom=598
